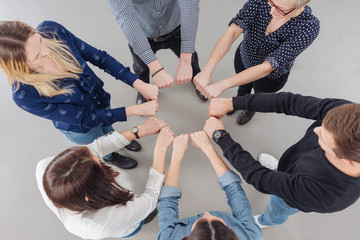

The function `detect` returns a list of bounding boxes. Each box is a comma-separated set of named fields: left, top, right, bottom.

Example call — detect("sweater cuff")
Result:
left=123, top=71, right=139, bottom=87
left=218, top=170, right=242, bottom=190
left=159, top=186, right=182, bottom=199
left=216, top=133, right=243, bottom=153
left=111, top=107, right=127, bottom=122
left=232, top=96, right=246, bottom=111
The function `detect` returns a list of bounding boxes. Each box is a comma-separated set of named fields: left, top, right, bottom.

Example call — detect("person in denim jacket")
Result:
left=157, top=131, right=262, bottom=240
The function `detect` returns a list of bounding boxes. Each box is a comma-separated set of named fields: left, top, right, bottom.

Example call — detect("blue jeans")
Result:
left=60, top=125, right=115, bottom=158
left=258, top=194, right=300, bottom=226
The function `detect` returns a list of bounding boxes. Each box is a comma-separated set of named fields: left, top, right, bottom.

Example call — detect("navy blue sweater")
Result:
left=13, top=21, right=138, bottom=133
left=217, top=92, right=360, bottom=213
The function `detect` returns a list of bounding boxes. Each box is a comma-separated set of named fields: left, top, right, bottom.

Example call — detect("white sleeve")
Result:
left=86, top=131, right=130, bottom=158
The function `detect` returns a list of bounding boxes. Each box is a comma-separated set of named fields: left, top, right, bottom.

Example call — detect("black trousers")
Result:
left=129, top=28, right=200, bottom=84
left=234, top=46, right=289, bottom=96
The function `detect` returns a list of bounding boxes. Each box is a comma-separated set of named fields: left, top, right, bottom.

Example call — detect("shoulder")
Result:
left=36, top=21, right=70, bottom=40
left=12, top=83, right=40, bottom=105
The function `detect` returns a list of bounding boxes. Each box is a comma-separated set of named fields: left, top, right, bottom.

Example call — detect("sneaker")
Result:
left=254, top=215, right=270, bottom=229
left=136, top=92, right=147, bottom=105
left=191, top=80, right=207, bottom=101
left=103, top=152, right=138, bottom=169
left=236, top=110, right=255, bottom=125
left=258, top=153, right=278, bottom=170
left=226, top=109, right=237, bottom=115
left=144, top=208, right=158, bottom=224
left=124, top=140, right=142, bottom=152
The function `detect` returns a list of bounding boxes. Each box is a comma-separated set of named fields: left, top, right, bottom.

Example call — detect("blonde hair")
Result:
left=287, top=0, right=311, bottom=9
left=0, top=21, right=83, bottom=97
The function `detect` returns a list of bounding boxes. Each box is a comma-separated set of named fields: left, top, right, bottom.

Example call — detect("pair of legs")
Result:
left=61, top=124, right=139, bottom=169
left=232, top=45, right=289, bottom=124
left=129, top=26, right=205, bottom=102
left=258, top=194, right=300, bottom=226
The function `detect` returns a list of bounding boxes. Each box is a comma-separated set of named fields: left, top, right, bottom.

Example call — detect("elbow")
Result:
left=263, top=61, right=275, bottom=75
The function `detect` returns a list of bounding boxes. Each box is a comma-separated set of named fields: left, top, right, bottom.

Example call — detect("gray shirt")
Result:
left=108, top=0, right=200, bottom=64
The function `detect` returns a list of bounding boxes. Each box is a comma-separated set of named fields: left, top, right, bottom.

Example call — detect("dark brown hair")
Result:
left=323, top=103, right=360, bottom=163
left=43, top=146, right=134, bottom=212
left=183, top=219, right=238, bottom=240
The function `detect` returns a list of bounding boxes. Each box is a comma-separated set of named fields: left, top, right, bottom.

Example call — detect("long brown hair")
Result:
left=183, top=220, right=238, bottom=240
left=43, top=146, right=134, bottom=212
left=0, top=20, right=82, bottom=97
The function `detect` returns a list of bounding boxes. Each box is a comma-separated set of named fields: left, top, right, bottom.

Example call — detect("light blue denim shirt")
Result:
left=157, top=170, right=262, bottom=240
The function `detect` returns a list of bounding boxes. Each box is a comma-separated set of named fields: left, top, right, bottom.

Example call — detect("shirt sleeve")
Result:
left=218, top=171, right=262, bottom=239
left=97, top=168, right=165, bottom=237
left=229, top=0, right=260, bottom=30
left=157, top=186, right=182, bottom=240
left=12, top=88, right=127, bottom=129
left=232, top=92, right=352, bottom=121
left=86, top=131, right=130, bottom=158
left=107, top=0, right=156, bottom=64
left=266, top=20, right=320, bottom=76
left=179, top=0, right=199, bottom=53
left=216, top=133, right=338, bottom=212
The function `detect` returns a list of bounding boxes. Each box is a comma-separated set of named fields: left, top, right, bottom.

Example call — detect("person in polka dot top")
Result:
left=194, top=0, right=319, bottom=124
left=0, top=20, right=159, bottom=169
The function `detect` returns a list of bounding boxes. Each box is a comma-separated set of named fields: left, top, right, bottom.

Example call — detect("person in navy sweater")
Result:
left=0, top=20, right=159, bottom=169
left=205, top=92, right=360, bottom=228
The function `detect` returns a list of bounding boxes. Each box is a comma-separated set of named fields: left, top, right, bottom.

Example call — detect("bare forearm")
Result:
left=164, top=155, right=183, bottom=187
left=202, top=24, right=243, bottom=74
left=148, top=59, right=163, bottom=73
left=119, top=129, right=136, bottom=142
left=152, top=148, right=166, bottom=174
left=202, top=146, right=229, bottom=177
left=221, top=61, right=274, bottom=90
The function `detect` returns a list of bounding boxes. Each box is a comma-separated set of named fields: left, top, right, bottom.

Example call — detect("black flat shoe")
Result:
left=103, top=152, right=138, bottom=169
left=144, top=208, right=158, bottom=224
left=226, top=110, right=237, bottom=115
left=125, top=140, right=142, bottom=152
left=191, top=80, right=207, bottom=101
left=136, top=92, right=147, bottom=105
left=236, top=111, right=255, bottom=125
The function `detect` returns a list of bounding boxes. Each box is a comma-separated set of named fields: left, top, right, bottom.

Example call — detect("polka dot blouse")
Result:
left=230, top=0, right=320, bottom=79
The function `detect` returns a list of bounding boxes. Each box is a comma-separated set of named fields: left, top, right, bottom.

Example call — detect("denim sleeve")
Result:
left=229, top=0, right=260, bottom=30
left=232, top=92, right=352, bottom=121
left=39, top=21, right=138, bottom=87
left=157, top=186, right=182, bottom=240
left=12, top=87, right=127, bottom=129
left=219, top=170, right=262, bottom=239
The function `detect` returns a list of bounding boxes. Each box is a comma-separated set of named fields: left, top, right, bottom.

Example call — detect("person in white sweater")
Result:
left=36, top=117, right=175, bottom=239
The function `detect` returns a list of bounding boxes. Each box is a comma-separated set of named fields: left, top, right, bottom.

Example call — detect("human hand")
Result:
left=175, top=53, right=193, bottom=85
left=155, top=126, right=174, bottom=151
left=133, top=80, right=159, bottom=101
left=203, top=117, right=225, bottom=139
left=201, top=82, right=226, bottom=99
left=126, top=100, right=158, bottom=117
left=137, top=117, right=167, bottom=138
left=193, top=70, right=211, bottom=92
left=190, top=131, right=213, bottom=151
left=153, top=69, right=174, bottom=89
left=208, top=98, right=233, bottom=119
left=172, top=134, right=189, bottom=156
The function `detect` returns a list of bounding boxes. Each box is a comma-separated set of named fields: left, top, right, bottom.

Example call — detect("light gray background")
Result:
left=1, top=0, right=360, bottom=239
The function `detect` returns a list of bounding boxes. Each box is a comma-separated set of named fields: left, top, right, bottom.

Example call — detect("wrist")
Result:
left=125, top=105, right=135, bottom=117
left=155, top=144, right=168, bottom=153
left=179, top=52, right=192, bottom=64
left=133, top=79, right=145, bottom=90
left=148, top=60, right=162, bottom=73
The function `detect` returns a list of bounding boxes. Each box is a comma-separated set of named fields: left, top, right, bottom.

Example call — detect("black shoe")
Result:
left=236, top=111, right=255, bottom=125
left=191, top=80, right=207, bottom=101
left=226, top=110, right=237, bottom=115
left=136, top=92, right=147, bottom=105
left=103, top=152, right=138, bottom=169
left=124, top=140, right=142, bottom=152
left=144, top=208, right=158, bottom=224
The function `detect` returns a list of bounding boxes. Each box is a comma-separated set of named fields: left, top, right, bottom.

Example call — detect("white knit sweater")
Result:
left=36, top=131, right=165, bottom=239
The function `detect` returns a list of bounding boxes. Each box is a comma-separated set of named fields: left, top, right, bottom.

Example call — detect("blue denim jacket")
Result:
left=157, top=170, right=262, bottom=240
left=12, top=21, right=138, bottom=133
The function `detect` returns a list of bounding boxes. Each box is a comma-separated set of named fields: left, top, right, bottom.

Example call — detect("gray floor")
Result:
left=1, top=0, right=360, bottom=239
